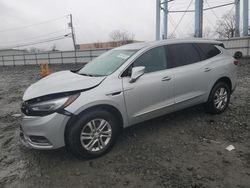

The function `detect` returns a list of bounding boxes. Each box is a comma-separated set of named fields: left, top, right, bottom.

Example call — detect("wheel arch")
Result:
left=206, top=76, right=232, bottom=103
left=64, top=104, right=124, bottom=141
left=213, top=77, right=232, bottom=93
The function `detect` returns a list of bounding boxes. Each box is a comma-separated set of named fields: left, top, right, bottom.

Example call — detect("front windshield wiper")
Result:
left=79, top=73, right=106, bottom=77
left=79, top=73, right=95, bottom=77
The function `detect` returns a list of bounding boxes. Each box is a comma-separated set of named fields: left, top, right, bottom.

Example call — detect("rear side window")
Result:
left=195, top=43, right=221, bottom=60
left=165, top=43, right=201, bottom=68
left=133, top=46, right=167, bottom=73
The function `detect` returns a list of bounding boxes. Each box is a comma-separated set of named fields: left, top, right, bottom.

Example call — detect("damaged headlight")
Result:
left=22, top=93, right=80, bottom=116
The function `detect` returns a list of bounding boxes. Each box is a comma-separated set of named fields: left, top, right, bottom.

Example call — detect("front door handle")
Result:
left=204, top=67, right=212, bottom=72
left=162, top=76, right=172, bottom=81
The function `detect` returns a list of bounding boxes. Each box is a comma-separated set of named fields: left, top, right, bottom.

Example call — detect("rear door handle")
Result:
left=162, top=76, right=172, bottom=81
left=204, top=67, right=212, bottom=72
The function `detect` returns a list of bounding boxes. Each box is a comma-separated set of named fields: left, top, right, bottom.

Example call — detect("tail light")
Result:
left=234, top=60, right=239, bottom=65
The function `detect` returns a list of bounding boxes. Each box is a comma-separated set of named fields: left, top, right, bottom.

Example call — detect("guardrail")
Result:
left=0, top=48, right=112, bottom=66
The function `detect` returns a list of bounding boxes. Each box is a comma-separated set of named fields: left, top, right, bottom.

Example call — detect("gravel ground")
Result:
left=0, top=60, right=250, bottom=188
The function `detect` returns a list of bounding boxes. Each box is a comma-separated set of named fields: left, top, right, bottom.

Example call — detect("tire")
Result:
left=205, top=81, right=231, bottom=114
left=234, top=51, right=242, bottom=59
left=65, top=109, right=120, bottom=159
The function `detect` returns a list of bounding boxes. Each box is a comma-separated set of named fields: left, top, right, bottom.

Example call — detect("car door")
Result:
left=165, top=43, right=214, bottom=111
left=122, top=46, right=174, bottom=125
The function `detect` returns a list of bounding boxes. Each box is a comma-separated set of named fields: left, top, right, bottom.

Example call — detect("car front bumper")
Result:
left=20, top=113, right=70, bottom=150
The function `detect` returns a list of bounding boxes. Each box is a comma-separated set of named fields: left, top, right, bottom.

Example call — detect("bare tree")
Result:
left=215, top=11, right=235, bottom=39
left=203, top=27, right=214, bottom=38
left=109, top=30, right=135, bottom=44
left=29, top=47, right=44, bottom=53
left=50, top=44, right=57, bottom=51
left=168, top=33, right=176, bottom=39
left=93, top=42, right=103, bottom=48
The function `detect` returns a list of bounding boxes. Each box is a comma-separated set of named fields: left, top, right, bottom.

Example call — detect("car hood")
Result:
left=23, top=70, right=106, bottom=101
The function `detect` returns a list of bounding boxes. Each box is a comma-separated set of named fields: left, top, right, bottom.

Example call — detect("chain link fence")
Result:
left=0, top=48, right=112, bottom=66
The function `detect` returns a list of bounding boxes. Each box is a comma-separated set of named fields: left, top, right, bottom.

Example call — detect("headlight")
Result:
left=30, top=97, right=69, bottom=111
left=22, top=93, right=80, bottom=116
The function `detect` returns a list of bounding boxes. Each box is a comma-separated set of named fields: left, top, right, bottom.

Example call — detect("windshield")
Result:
left=78, top=49, right=137, bottom=76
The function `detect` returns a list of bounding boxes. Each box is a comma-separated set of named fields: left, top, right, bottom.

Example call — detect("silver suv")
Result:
left=20, top=39, right=237, bottom=158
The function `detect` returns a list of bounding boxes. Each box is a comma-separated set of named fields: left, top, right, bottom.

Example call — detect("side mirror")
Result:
left=129, top=66, right=145, bottom=83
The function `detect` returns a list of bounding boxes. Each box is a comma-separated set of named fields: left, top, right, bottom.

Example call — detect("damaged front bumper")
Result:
left=20, top=113, right=70, bottom=150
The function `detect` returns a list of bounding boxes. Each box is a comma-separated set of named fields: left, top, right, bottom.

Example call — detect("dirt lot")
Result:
left=0, top=60, right=250, bottom=188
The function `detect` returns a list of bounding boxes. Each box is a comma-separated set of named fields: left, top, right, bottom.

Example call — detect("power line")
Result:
left=73, top=15, right=87, bottom=43
left=170, top=0, right=193, bottom=36
left=0, top=15, right=69, bottom=33
left=168, top=0, right=176, bottom=11
left=160, top=0, right=174, bottom=4
left=203, top=13, right=216, bottom=28
left=228, top=3, right=235, bottom=14
left=0, top=33, right=71, bottom=49
left=169, top=2, right=235, bottom=13
left=2, top=28, right=69, bottom=45
left=182, top=14, right=195, bottom=34
left=205, top=0, right=220, bottom=20
left=168, top=14, right=183, bottom=36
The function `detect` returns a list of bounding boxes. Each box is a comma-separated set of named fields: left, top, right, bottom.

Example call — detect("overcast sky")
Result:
left=0, top=0, right=247, bottom=50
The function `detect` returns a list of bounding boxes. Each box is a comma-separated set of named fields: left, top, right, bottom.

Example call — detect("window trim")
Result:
left=119, top=42, right=223, bottom=78
left=120, top=44, right=168, bottom=78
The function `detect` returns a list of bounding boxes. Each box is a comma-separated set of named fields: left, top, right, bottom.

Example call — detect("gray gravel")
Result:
left=0, top=60, right=250, bottom=188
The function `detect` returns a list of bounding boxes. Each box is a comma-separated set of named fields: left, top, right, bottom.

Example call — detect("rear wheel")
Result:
left=65, top=109, right=120, bottom=159
left=205, top=82, right=230, bottom=114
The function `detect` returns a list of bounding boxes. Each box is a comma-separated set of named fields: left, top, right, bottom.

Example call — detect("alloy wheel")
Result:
left=214, top=87, right=228, bottom=110
left=80, top=119, right=112, bottom=152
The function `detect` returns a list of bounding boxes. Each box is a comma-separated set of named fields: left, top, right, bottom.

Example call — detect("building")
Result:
left=0, top=49, right=27, bottom=56
left=79, top=40, right=141, bottom=50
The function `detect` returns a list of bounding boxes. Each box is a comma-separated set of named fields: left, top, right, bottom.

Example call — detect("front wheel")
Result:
left=205, top=82, right=231, bottom=114
left=65, top=109, right=120, bottom=159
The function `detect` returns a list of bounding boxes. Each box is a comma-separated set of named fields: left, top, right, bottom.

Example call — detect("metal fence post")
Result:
left=90, top=49, right=92, bottom=61
left=1, top=56, right=4, bottom=66
left=75, top=50, right=77, bottom=64
left=23, top=55, right=26, bottom=65
left=35, top=53, right=38, bottom=65
left=13, top=55, right=15, bottom=66
left=61, top=52, right=63, bottom=64
left=48, top=53, right=51, bottom=64
left=248, top=37, right=250, bottom=57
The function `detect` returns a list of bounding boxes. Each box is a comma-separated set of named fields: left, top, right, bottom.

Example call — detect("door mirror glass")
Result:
left=129, top=66, right=145, bottom=83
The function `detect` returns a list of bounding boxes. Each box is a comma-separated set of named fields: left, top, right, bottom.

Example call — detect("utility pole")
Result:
left=163, top=0, right=168, bottom=39
left=243, top=0, right=249, bottom=36
left=235, top=0, right=240, bottom=37
left=194, top=0, right=203, bottom=38
left=156, top=0, right=161, bottom=40
left=69, top=14, right=77, bottom=50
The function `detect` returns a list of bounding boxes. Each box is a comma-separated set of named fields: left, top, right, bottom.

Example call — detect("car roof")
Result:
left=116, top=38, right=222, bottom=50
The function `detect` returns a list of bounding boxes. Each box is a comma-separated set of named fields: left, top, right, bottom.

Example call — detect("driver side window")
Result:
left=121, top=46, right=167, bottom=77
left=133, top=46, right=167, bottom=73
